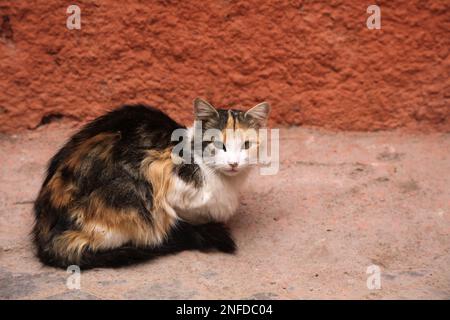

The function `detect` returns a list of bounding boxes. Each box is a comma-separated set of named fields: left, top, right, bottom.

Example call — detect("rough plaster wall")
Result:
left=0, top=0, right=449, bottom=133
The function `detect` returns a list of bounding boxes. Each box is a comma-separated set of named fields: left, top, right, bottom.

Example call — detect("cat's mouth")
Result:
left=223, top=167, right=240, bottom=175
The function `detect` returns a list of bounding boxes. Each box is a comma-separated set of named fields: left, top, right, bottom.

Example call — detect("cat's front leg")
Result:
left=166, top=220, right=236, bottom=254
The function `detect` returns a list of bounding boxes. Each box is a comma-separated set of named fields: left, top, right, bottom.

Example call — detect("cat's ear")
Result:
left=194, top=98, right=219, bottom=121
left=245, top=102, right=270, bottom=128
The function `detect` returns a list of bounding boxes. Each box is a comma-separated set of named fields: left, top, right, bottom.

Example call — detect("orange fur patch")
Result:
left=51, top=230, right=93, bottom=263
left=66, top=133, right=118, bottom=170
left=140, top=148, right=177, bottom=241
left=46, top=172, right=76, bottom=208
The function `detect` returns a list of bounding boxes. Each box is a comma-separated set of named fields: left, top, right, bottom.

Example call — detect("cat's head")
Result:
left=193, top=98, right=270, bottom=176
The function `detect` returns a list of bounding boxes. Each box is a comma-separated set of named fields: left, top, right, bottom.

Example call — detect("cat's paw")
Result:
left=196, top=222, right=237, bottom=254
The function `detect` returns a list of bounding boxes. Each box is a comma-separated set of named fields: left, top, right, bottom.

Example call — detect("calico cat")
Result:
left=32, top=98, right=270, bottom=269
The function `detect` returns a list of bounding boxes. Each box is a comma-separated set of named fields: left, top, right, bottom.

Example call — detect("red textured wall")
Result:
left=0, top=0, right=449, bottom=133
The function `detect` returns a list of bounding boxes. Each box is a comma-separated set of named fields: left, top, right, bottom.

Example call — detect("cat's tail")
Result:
left=36, top=222, right=236, bottom=269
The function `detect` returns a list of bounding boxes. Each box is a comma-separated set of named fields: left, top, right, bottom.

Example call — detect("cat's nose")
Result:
left=228, top=162, right=238, bottom=169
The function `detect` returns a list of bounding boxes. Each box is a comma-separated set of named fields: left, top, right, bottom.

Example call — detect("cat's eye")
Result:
left=213, top=140, right=227, bottom=152
left=242, top=140, right=252, bottom=149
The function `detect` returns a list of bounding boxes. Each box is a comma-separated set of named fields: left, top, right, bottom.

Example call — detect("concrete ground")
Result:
left=0, top=123, right=449, bottom=299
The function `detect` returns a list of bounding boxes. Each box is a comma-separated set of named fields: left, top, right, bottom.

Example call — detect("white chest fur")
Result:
left=167, top=167, right=248, bottom=224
